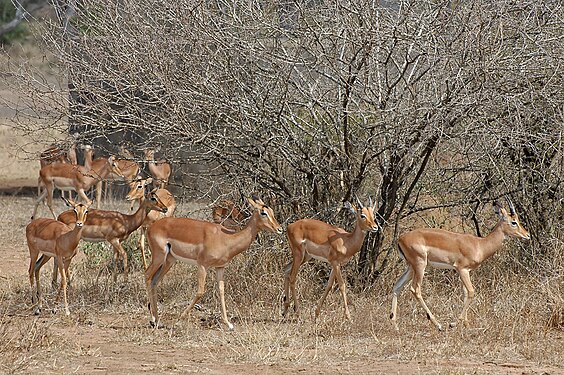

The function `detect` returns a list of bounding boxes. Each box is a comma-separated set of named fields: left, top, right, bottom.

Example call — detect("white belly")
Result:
left=429, top=261, right=456, bottom=270
left=52, top=177, right=77, bottom=190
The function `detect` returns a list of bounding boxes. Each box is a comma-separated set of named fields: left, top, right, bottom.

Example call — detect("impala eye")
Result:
left=260, top=211, right=268, bottom=217
left=137, top=185, right=142, bottom=189
left=360, top=214, right=367, bottom=219
left=511, top=221, right=518, bottom=226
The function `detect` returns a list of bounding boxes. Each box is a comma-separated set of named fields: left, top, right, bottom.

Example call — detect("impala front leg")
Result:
left=216, top=267, right=234, bottom=330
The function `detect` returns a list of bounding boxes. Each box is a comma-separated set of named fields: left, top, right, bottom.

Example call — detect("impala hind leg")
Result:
left=145, top=254, right=175, bottom=327
left=410, top=261, right=442, bottom=331
left=32, top=188, right=48, bottom=219
left=390, top=268, right=413, bottom=330
left=282, top=251, right=307, bottom=318
left=30, top=254, right=51, bottom=314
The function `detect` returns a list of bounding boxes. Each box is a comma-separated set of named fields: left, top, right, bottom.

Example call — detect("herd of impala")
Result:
left=25, top=142, right=531, bottom=331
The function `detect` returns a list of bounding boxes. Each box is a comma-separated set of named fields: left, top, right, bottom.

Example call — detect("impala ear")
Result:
left=247, top=196, right=259, bottom=208
left=61, top=197, right=72, bottom=207
left=493, top=200, right=508, bottom=221
left=343, top=201, right=356, bottom=214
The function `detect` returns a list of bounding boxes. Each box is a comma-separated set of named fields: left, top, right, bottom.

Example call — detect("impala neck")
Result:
left=344, top=216, right=369, bottom=256
left=126, top=198, right=152, bottom=233
left=222, top=212, right=261, bottom=261
left=58, top=224, right=84, bottom=257
left=478, top=221, right=507, bottom=262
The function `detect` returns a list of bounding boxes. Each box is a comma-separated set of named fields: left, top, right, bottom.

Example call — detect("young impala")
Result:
left=145, top=196, right=282, bottom=330
left=283, top=197, right=379, bottom=321
left=390, top=198, right=530, bottom=331
left=26, top=198, right=91, bottom=315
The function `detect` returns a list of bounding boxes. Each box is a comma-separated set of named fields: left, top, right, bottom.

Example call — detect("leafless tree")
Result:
left=2, top=0, right=562, bottom=280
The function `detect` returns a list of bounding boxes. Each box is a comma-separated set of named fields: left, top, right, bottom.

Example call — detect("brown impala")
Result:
left=283, top=196, right=379, bottom=321
left=390, top=198, right=530, bottom=331
left=27, top=198, right=91, bottom=315
left=145, top=196, right=282, bottom=330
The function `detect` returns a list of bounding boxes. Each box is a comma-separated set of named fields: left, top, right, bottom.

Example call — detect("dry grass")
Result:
left=0, top=197, right=562, bottom=374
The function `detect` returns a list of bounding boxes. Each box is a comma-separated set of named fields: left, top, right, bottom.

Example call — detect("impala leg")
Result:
left=315, top=268, right=336, bottom=320
left=33, top=254, right=51, bottom=314
left=139, top=227, right=148, bottom=270
left=51, top=257, right=59, bottom=289
left=282, top=261, right=293, bottom=317
left=96, top=181, right=102, bottom=208
left=452, top=268, right=475, bottom=328
left=390, top=268, right=413, bottom=331
left=58, top=258, right=72, bottom=315
left=410, top=261, right=442, bottom=331
left=76, top=188, right=93, bottom=206
left=44, top=184, right=59, bottom=219
left=32, top=188, right=48, bottom=219
left=333, top=265, right=351, bottom=321
left=216, top=267, right=234, bottom=330
left=110, top=239, right=128, bottom=282
left=283, top=252, right=304, bottom=318
left=145, top=245, right=175, bottom=327
left=28, top=251, right=39, bottom=303
left=180, top=264, right=207, bottom=320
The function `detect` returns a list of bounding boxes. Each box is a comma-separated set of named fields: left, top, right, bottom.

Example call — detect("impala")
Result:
left=125, top=177, right=176, bottom=269
left=83, top=145, right=140, bottom=208
left=56, top=189, right=168, bottom=282
left=38, top=143, right=77, bottom=199
left=211, top=199, right=244, bottom=231
left=283, top=197, right=379, bottom=321
left=27, top=198, right=90, bottom=315
left=145, top=196, right=282, bottom=329
left=144, top=148, right=171, bottom=189
left=32, top=155, right=121, bottom=219
left=390, top=198, right=530, bottom=331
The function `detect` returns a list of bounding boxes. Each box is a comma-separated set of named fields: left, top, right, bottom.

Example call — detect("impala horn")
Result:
left=505, top=196, right=516, bottom=215
left=355, top=194, right=364, bottom=208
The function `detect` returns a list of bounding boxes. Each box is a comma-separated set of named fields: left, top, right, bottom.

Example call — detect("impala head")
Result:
left=62, top=197, right=90, bottom=228
left=248, top=196, right=283, bottom=234
left=344, top=195, right=379, bottom=233
left=145, top=188, right=168, bottom=214
left=108, top=155, right=124, bottom=177
left=126, top=177, right=153, bottom=201
left=494, top=198, right=530, bottom=241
